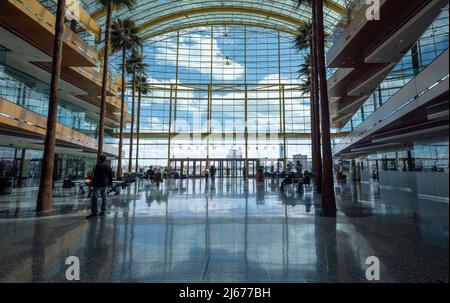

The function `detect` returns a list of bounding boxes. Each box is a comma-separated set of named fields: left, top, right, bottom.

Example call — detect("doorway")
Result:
left=169, top=158, right=265, bottom=178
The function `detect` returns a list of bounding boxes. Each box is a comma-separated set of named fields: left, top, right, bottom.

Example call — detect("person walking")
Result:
left=86, top=155, right=113, bottom=219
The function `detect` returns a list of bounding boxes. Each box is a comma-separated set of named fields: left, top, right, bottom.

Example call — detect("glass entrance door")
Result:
left=248, top=160, right=256, bottom=177
left=170, top=159, right=268, bottom=178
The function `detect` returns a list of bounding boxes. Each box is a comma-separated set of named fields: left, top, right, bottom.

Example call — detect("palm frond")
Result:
left=98, top=0, right=136, bottom=11
left=110, top=18, right=143, bottom=54
left=299, top=81, right=311, bottom=95
left=292, top=0, right=312, bottom=10
left=126, top=50, right=148, bottom=75
left=294, top=22, right=313, bottom=51
left=298, top=55, right=312, bottom=95
left=135, top=75, right=152, bottom=95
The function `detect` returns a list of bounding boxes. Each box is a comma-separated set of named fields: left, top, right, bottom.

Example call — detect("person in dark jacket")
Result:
left=210, top=165, right=217, bottom=181
left=86, top=155, right=113, bottom=219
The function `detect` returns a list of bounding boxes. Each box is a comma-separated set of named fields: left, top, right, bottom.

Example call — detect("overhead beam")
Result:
left=116, top=132, right=349, bottom=139
left=90, top=0, right=345, bottom=24
left=136, top=7, right=303, bottom=33
left=141, top=21, right=298, bottom=40
left=325, top=0, right=345, bottom=15
left=99, top=7, right=306, bottom=54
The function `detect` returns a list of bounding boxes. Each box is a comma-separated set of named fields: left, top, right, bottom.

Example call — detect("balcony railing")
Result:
left=11, top=0, right=97, bottom=63
left=329, top=0, right=367, bottom=45
left=339, top=6, right=449, bottom=133
left=38, top=0, right=99, bottom=48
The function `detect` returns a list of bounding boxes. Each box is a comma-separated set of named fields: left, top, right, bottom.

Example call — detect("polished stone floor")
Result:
left=0, top=178, right=448, bottom=283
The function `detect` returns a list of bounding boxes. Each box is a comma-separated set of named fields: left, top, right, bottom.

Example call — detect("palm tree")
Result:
left=96, top=0, right=136, bottom=161
left=134, top=75, right=151, bottom=173
left=36, top=0, right=66, bottom=212
left=110, top=18, right=143, bottom=178
left=314, top=0, right=337, bottom=216
left=294, top=21, right=323, bottom=194
left=126, top=50, right=147, bottom=173
left=294, top=0, right=336, bottom=216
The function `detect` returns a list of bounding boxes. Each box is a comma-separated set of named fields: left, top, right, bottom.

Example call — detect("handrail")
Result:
left=15, top=0, right=97, bottom=61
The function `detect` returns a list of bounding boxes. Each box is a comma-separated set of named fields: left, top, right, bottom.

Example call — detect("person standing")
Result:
left=86, top=155, right=113, bottom=219
left=204, top=167, right=210, bottom=182
left=210, top=165, right=216, bottom=181
left=372, top=168, right=378, bottom=182
left=353, top=162, right=361, bottom=181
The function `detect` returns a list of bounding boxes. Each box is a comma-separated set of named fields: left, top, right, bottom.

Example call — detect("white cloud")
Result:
left=149, top=117, right=161, bottom=124
left=155, top=33, right=245, bottom=81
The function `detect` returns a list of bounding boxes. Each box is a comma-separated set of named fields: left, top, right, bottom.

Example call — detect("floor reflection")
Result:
left=0, top=178, right=447, bottom=282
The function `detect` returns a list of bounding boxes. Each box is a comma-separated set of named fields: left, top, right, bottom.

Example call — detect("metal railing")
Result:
left=38, top=0, right=98, bottom=48
left=329, top=0, right=367, bottom=44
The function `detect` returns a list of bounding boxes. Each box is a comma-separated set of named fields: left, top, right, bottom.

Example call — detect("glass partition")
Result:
left=0, top=59, right=101, bottom=139
left=340, top=7, right=449, bottom=132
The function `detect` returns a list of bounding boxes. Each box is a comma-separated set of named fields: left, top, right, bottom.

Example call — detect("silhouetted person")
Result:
left=147, top=166, right=155, bottom=181
left=372, top=168, right=378, bottom=182
left=87, top=155, right=113, bottom=219
left=204, top=168, right=210, bottom=182
left=353, top=162, right=361, bottom=181
left=210, top=165, right=216, bottom=181
left=304, top=170, right=311, bottom=187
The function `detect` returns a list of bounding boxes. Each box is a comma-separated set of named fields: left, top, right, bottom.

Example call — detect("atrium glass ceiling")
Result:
left=84, top=0, right=350, bottom=40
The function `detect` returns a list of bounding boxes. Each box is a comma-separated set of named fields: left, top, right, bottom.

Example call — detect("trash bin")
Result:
left=0, top=177, right=13, bottom=194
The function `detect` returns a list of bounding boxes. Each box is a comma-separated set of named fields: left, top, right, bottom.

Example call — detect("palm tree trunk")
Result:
left=315, top=0, right=336, bottom=216
left=97, top=3, right=112, bottom=160
left=311, top=0, right=323, bottom=194
left=309, top=79, right=316, bottom=176
left=128, top=71, right=136, bottom=173
left=117, top=47, right=126, bottom=178
left=135, top=84, right=142, bottom=173
left=36, top=0, right=66, bottom=212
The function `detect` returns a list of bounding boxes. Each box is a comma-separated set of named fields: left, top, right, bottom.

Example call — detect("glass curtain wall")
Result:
left=0, top=54, right=100, bottom=138
left=341, top=7, right=449, bottom=132
left=0, top=146, right=96, bottom=188
left=118, top=26, right=317, bottom=171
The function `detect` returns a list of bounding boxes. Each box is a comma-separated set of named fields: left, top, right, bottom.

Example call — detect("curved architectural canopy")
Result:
left=84, top=0, right=349, bottom=39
